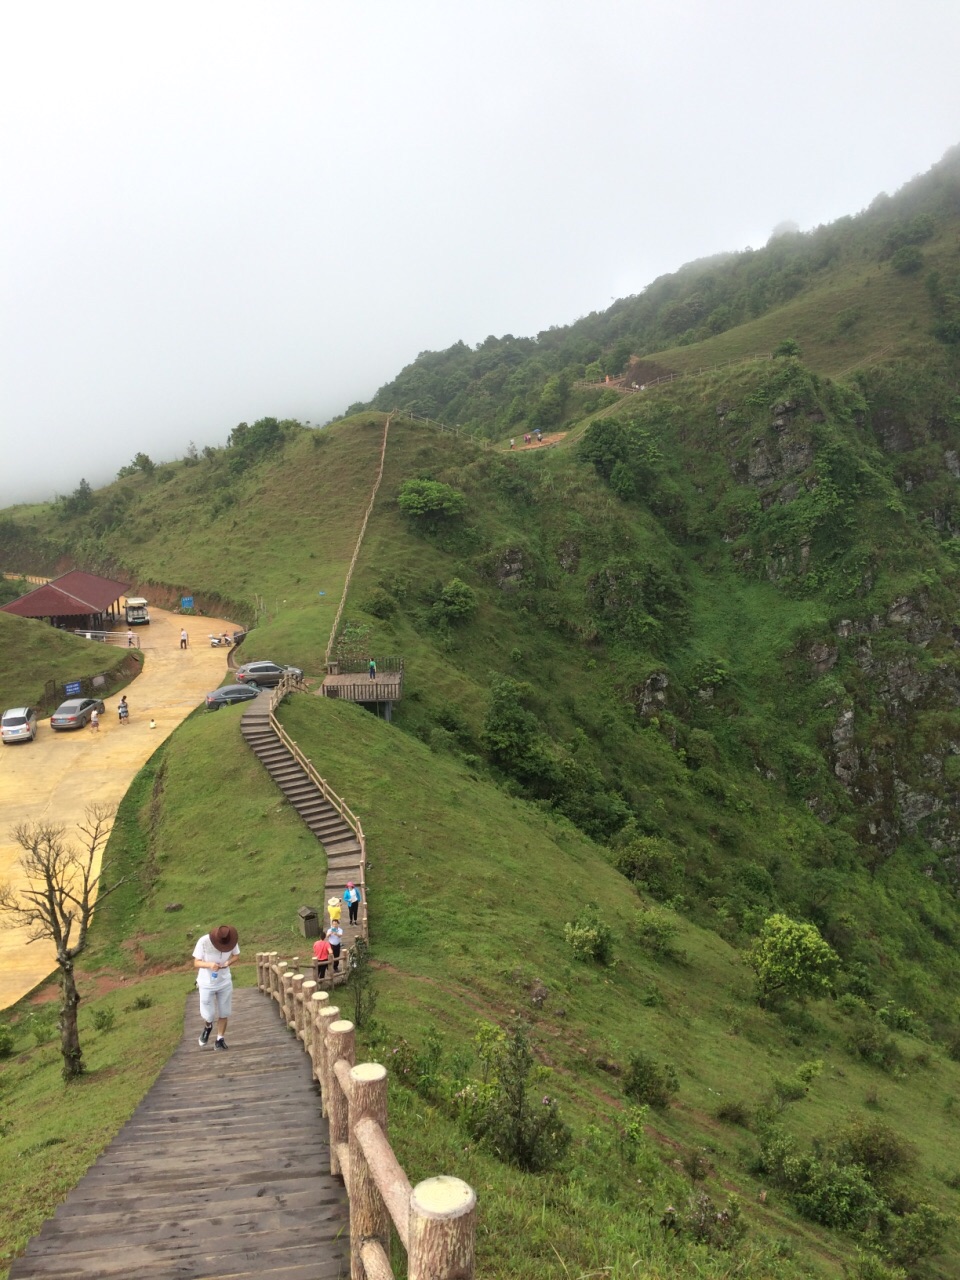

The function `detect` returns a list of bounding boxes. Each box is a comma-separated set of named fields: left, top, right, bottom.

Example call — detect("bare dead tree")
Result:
left=0, top=804, right=125, bottom=1079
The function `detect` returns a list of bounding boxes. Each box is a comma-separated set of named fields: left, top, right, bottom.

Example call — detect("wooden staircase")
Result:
left=240, top=693, right=364, bottom=951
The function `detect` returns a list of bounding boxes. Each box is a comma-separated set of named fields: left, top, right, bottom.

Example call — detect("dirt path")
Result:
left=0, top=608, right=237, bottom=1009
left=504, top=431, right=568, bottom=451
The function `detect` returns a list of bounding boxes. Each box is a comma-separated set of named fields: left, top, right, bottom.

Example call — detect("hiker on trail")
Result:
left=327, top=895, right=342, bottom=926
left=343, top=882, right=361, bottom=926
left=509, top=437, right=515, bottom=449
left=127, top=630, right=135, bottom=647
left=179, top=628, right=188, bottom=650
left=368, top=658, right=377, bottom=680
left=328, top=920, right=343, bottom=973
left=90, top=707, right=100, bottom=732
left=118, top=696, right=129, bottom=725
left=193, top=923, right=240, bottom=1051
left=313, top=929, right=332, bottom=981
left=535, top=429, right=543, bottom=443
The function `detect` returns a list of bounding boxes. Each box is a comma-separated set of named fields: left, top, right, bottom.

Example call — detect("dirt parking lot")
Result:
left=0, top=608, right=238, bottom=1008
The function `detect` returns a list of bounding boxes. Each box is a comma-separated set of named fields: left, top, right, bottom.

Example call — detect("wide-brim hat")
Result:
left=209, top=924, right=238, bottom=951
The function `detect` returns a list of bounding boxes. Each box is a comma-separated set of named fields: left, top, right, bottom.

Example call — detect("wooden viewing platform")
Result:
left=320, top=662, right=403, bottom=721
left=9, top=988, right=349, bottom=1280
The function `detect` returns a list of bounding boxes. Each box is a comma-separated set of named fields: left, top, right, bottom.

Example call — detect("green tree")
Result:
left=397, top=479, right=467, bottom=525
left=748, top=913, right=839, bottom=1006
left=430, top=577, right=478, bottom=626
left=59, top=478, right=94, bottom=516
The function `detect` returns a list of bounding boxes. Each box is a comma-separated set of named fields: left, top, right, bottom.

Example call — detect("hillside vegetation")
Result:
left=4, top=147, right=960, bottom=1277
left=0, top=611, right=142, bottom=712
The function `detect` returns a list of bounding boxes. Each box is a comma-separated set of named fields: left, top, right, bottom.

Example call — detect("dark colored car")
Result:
left=205, top=684, right=262, bottom=710
left=234, top=660, right=303, bottom=688
left=1, top=706, right=39, bottom=743
left=50, top=697, right=106, bottom=730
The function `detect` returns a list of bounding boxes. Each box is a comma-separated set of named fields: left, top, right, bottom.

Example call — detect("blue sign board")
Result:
left=181, top=596, right=194, bottom=609
left=65, top=681, right=82, bottom=695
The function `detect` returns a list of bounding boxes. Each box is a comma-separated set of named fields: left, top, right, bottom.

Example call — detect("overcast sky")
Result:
left=1, top=0, right=958, bottom=506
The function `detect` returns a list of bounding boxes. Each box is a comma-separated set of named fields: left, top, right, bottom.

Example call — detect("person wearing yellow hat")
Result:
left=327, top=896, right=342, bottom=926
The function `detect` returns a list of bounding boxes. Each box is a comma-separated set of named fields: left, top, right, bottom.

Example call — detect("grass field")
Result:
left=0, top=612, right=142, bottom=713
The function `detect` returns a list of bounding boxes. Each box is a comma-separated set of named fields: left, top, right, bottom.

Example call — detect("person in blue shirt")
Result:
left=343, top=882, right=361, bottom=926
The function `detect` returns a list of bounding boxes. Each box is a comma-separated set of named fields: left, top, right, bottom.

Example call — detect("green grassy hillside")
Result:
left=8, top=694, right=958, bottom=1278
left=5, top=148, right=960, bottom=1277
left=0, top=611, right=142, bottom=712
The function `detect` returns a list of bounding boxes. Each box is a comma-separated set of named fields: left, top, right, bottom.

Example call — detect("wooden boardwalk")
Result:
left=10, top=989, right=349, bottom=1280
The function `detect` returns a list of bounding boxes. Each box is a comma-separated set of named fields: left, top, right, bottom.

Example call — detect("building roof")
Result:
left=0, top=571, right=130, bottom=620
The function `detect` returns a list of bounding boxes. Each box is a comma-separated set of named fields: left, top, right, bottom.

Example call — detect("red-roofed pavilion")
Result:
left=1, top=571, right=130, bottom=629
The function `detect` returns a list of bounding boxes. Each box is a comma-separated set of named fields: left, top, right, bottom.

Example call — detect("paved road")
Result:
left=0, top=608, right=238, bottom=1008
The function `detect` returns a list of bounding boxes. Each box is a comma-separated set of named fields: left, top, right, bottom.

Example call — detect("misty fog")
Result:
left=2, top=0, right=958, bottom=506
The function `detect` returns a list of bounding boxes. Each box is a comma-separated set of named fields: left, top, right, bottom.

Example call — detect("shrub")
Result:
left=429, top=577, right=478, bottom=627
left=715, top=1099, right=751, bottom=1127
left=771, top=1059, right=822, bottom=1109
left=891, top=245, right=924, bottom=274
left=397, top=479, right=466, bottom=525
left=131, top=995, right=153, bottom=1011
left=634, top=905, right=684, bottom=960
left=0, top=1023, right=14, bottom=1058
left=682, top=1191, right=747, bottom=1250
left=92, top=1008, right=116, bottom=1032
left=827, top=1116, right=917, bottom=1192
left=773, top=338, right=801, bottom=357
left=624, top=1051, right=678, bottom=1109
left=564, top=907, right=614, bottom=966
left=886, top=1202, right=952, bottom=1266
left=361, top=589, right=397, bottom=620
left=468, top=1021, right=571, bottom=1172
left=747, top=913, right=839, bottom=1006
left=614, top=835, right=682, bottom=900
left=847, top=1016, right=903, bottom=1073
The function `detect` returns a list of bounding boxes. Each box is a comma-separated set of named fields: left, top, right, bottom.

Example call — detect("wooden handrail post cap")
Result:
left=409, top=1177, right=477, bottom=1280
left=350, top=1060, right=387, bottom=1089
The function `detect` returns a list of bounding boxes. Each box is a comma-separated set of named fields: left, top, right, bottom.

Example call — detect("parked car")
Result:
left=1, top=706, right=39, bottom=744
left=205, top=684, right=262, bottom=710
left=234, top=660, right=304, bottom=688
left=50, top=697, right=106, bottom=730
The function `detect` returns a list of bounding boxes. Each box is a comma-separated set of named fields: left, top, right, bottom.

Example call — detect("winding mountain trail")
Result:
left=0, top=607, right=236, bottom=1008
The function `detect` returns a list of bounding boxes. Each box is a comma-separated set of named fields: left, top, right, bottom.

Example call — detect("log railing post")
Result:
left=292, top=973, right=305, bottom=1036
left=310, top=991, right=330, bottom=1078
left=318, top=1005, right=341, bottom=1117
left=256, top=952, right=265, bottom=990
left=300, top=979, right=317, bottom=1045
left=348, top=1063, right=390, bottom=1280
left=274, top=960, right=289, bottom=1008
left=327, top=1019, right=355, bottom=1177
left=408, top=1177, right=477, bottom=1280
left=281, top=973, right=296, bottom=1030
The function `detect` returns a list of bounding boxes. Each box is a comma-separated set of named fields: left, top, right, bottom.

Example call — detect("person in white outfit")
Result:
left=193, top=924, right=240, bottom=1050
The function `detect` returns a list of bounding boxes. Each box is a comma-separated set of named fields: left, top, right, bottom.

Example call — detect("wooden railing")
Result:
left=394, top=409, right=492, bottom=449
left=322, top=681, right=402, bottom=703
left=325, top=414, right=393, bottom=668
left=267, top=675, right=368, bottom=936
left=257, top=952, right=477, bottom=1280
